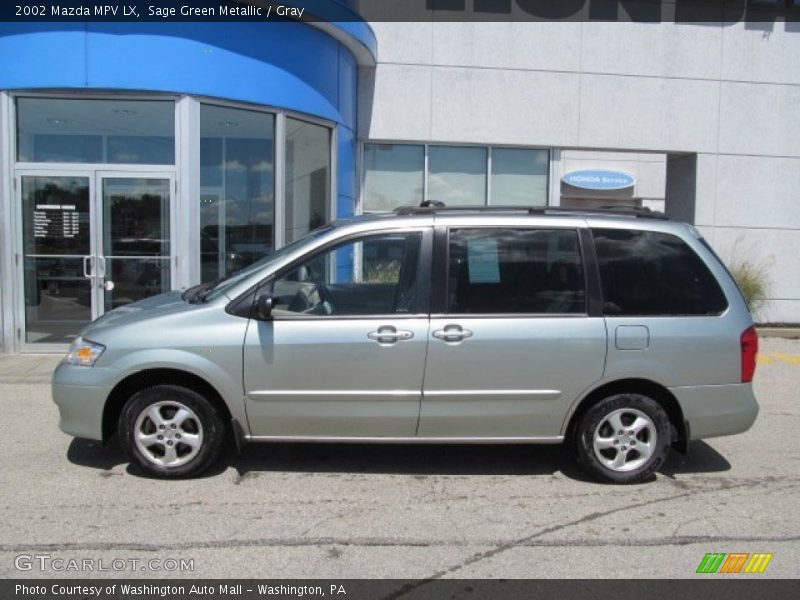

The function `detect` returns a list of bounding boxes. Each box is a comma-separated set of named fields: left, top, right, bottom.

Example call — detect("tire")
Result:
left=119, top=385, right=226, bottom=478
left=574, top=393, right=671, bottom=484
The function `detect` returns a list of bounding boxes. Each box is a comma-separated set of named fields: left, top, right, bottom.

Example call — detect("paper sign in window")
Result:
left=467, top=239, right=500, bottom=283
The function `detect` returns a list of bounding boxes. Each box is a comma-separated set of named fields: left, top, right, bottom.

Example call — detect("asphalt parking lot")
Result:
left=0, top=337, right=798, bottom=580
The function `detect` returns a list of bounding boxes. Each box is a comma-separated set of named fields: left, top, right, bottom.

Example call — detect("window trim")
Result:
left=437, top=225, right=590, bottom=319
left=239, top=227, right=434, bottom=321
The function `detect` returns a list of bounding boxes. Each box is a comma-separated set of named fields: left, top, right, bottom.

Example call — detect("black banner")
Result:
left=2, top=0, right=800, bottom=23
left=3, top=580, right=800, bottom=600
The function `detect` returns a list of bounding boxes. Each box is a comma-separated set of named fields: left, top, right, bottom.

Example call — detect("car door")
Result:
left=419, top=225, right=607, bottom=439
left=243, top=228, right=432, bottom=438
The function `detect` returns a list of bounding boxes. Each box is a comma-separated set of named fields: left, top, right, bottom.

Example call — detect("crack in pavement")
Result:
left=1, top=533, right=799, bottom=553
left=379, top=477, right=799, bottom=600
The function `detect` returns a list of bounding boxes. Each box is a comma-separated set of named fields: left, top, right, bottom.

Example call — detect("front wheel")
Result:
left=574, top=393, right=671, bottom=484
left=119, top=385, right=226, bottom=478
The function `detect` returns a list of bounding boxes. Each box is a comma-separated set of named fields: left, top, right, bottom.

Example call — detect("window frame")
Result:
left=359, top=142, right=551, bottom=214
left=433, top=225, right=595, bottom=319
left=246, top=227, right=434, bottom=321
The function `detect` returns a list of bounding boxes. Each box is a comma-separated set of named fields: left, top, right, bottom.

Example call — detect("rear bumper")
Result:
left=670, top=383, right=759, bottom=440
left=52, top=361, right=118, bottom=441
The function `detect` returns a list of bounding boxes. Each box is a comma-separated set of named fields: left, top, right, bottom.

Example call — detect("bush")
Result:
left=729, top=259, right=769, bottom=316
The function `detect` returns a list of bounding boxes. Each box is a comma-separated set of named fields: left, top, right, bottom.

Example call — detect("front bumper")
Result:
left=52, top=360, right=119, bottom=441
left=670, top=383, right=759, bottom=440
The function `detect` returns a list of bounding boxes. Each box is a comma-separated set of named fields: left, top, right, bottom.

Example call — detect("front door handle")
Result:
left=368, top=326, right=414, bottom=345
left=432, top=325, right=474, bottom=343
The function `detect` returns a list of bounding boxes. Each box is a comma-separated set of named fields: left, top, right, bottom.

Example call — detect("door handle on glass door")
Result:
left=82, top=256, right=94, bottom=279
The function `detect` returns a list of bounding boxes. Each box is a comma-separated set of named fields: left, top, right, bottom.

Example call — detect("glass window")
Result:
left=428, top=146, right=487, bottom=206
left=271, top=233, right=422, bottom=317
left=592, top=229, right=728, bottom=316
left=448, top=228, right=585, bottom=315
left=362, top=144, right=424, bottom=212
left=491, top=148, right=549, bottom=206
left=16, top=98, right=174, bottom=164
left=200, top=105, right=275, bottom=283
left=284, top=118, right=330, bottom=244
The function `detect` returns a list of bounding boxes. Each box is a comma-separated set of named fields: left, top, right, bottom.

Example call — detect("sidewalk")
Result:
left=0, top=354, right=61, bottom=384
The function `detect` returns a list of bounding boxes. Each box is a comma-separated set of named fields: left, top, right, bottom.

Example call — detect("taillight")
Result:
left=740, top=326, right=758, bottom=383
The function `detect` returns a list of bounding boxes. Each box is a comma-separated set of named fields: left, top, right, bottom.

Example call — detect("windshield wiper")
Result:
left=182, top=280, right=217, bottom=304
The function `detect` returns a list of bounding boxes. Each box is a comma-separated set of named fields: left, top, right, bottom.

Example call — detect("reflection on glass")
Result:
left=491, top=148, right=549, bottom=206
left=428, top=146, right=487, bottom=206
left=16, top=98, right=175, bottom=164
left=362, top=144, right=424, bottom=212
left=200, top=105, right=275, bottom=283
left=21, top=176, right=93, bottom=344
left=103, top=258, right=171, bottom=311
left=24, top=257, right=93, bottom=344
left=285, top=118, right=330, bottom=244
left=103, top=178, right=170, bottom=257
left=102, top=178, right=171, bottom=311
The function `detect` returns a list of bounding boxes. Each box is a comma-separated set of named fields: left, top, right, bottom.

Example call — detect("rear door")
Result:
left=419, top=225, right=607, bottom=439
left=243, top=228, right=432, bottom=438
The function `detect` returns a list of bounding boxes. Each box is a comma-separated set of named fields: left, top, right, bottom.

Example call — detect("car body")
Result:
left=52, top=206, right=759, bottom=483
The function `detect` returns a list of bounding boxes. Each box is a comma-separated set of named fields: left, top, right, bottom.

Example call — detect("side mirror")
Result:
left=255, top=293, right=274, bottom=320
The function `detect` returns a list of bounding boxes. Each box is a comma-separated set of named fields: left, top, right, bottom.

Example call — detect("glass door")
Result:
left=17, top=172, right=175, bottom=349
left=19, top=174, right=95, bottom=347
left=96, top=174, right=174, bottom=313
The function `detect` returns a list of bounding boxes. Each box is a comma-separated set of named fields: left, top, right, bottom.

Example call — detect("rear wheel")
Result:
left=119, top=385, right=225, bottom=478
left=574, top=393, right=671, bottom=484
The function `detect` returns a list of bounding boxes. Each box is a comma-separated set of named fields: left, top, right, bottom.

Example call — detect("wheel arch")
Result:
left=564, top=378, right=688, bottom=454
left=102, top=369, right=233, bottom=443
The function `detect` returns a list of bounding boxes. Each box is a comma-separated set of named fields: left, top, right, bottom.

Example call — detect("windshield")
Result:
left=197, top=225, right=335, bottom=303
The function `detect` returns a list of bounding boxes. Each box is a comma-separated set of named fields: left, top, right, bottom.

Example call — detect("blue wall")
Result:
left=0, top=20, right=370, bottom=218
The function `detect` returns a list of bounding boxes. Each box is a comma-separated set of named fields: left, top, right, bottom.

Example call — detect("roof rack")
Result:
left=393, top=204, right=668, bottom=220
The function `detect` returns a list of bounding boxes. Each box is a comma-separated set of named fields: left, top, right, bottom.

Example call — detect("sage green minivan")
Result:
left=53, top=206, right=759, bottom=483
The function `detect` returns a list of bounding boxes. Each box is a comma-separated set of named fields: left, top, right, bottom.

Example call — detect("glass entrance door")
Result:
left=98, top=175, right=173, bottom=312
left=18, top=172, right=174, bottom=348
left=20, top=175, right=94, bottom=345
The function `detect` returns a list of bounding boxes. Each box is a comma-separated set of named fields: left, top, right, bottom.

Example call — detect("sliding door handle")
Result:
left=432, top=325, right=473, bottom=343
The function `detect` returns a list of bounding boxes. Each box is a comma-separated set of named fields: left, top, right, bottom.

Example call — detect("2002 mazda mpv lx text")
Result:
left=53, top=205, right=759, bottom=483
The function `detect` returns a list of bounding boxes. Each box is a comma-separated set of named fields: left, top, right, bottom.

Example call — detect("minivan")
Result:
left=53, top=205, right=759, bottom=483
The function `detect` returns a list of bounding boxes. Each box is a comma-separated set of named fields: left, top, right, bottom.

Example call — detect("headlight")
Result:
left=65, top=337, right=105, bottom=367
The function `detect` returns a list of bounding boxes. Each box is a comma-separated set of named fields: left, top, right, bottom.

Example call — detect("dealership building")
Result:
left=0, top=1, right=798, bottom=352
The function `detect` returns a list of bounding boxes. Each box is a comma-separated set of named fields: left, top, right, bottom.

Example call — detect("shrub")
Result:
left=729, top=258, right=769, bottom=316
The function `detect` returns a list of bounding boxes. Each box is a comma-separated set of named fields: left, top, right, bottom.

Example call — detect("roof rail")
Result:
left=393, top=204, right=668, bottom=220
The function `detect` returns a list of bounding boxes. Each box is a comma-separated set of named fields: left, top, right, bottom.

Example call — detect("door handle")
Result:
left=432, top=325, right=473, bottom=343
left=368, top=326, right=414, bottom=344
left=82, top=256, right=94, bottom=279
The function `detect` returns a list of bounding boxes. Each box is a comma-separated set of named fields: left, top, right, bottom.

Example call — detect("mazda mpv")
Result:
left=53, top=205, right=759, bottom=483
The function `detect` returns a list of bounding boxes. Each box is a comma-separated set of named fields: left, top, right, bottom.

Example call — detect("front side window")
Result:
left=448, top=228, right=585, bottom=315
left=271, top=232, right=423, bottom=317
left=592, top=228, right=728, bottom=316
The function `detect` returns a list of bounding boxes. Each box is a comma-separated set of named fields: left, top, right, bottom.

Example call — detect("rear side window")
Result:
left=592, top=228, right=728, bottom=316
left=448, top=228, right=585, bottom=314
